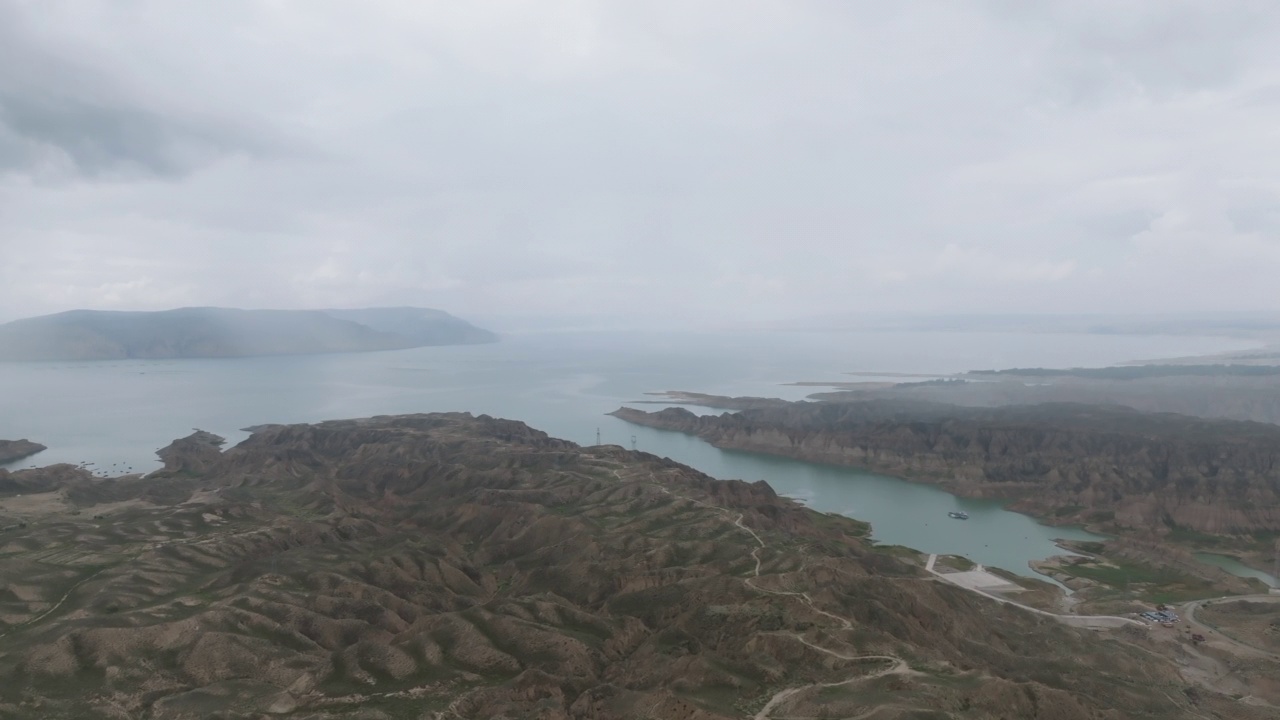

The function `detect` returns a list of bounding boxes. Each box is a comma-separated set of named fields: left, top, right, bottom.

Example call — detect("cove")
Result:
left=613, top=422, right=1105, bottom=578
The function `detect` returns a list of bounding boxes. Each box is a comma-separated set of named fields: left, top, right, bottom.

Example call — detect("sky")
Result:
left=1, top=1, right=1279, bottom=330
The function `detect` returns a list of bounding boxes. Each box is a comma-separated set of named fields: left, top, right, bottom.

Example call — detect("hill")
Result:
left=0, top=414, right=1258, bottom=718
left=0, top=307, right=496, bottom=361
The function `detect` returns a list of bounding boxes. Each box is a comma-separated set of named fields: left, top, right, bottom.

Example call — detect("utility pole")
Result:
left=596, top=427, right=601, bottom=446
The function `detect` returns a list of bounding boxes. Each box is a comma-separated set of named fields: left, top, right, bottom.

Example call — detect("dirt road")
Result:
left=1181, top=594, right=1280, bottom=661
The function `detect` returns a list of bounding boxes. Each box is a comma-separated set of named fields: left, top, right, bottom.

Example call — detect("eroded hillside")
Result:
left=0, top=414, right=1255, bottom=718
left=611, top=401, right=1280, bottom=536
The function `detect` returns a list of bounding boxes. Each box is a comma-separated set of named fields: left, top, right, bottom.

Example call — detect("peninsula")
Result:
left=0, top=439, right=44, bottom=465
left=0, top=306, right=497, bottom=361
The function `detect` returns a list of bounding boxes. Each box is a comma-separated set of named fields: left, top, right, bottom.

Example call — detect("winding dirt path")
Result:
left=0, top=566, right=110, bottom=637
left=605, top=464, right=912, bottom=719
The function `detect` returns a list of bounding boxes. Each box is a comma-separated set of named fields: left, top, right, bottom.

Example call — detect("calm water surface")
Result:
left=1194, top=553, right=1280, bottom=588
left=0, top=329, right=1259, bottom=578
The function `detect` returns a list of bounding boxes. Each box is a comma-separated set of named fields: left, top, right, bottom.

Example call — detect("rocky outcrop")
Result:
left=155, top=430, right=225, bottom=475
left=0, top=439, right=45, bottom=465
left=611, top=400, right=1280, bottom=536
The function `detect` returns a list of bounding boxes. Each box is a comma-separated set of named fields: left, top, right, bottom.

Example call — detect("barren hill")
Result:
left=0, top=414, right=1252, bottom=718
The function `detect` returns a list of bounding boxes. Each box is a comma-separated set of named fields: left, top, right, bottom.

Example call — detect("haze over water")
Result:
left=0, top=329, right=1261, bottom=579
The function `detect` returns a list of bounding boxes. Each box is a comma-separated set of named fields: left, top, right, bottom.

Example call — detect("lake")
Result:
left=0, top=329, right=1260, bottom=578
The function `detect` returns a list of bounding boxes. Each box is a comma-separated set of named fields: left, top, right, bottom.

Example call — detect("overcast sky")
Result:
left=2, top=1, right=1278, bottom=329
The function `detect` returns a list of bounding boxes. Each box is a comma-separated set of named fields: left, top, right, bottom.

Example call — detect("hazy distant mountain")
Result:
left=322, top=307, right=497, bottom=346
left=0, top=307, right=497, bottom=361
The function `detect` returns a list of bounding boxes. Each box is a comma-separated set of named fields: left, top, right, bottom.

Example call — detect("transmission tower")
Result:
left=596, top=427, right=601, bottom=446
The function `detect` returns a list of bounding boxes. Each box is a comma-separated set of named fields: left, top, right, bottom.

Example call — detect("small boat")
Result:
left=947, top=511, right=969, bottom=520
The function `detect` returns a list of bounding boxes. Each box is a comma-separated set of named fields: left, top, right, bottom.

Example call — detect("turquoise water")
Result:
left=1195, top=553, right=1280, bottom=588
left=0, top=329, right=1257, bottom=577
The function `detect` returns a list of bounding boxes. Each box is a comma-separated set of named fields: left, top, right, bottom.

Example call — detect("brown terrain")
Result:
left=0, top=413, right=1267, bottom=718
left=1195, top=597, right=1280, bottom=655
left=0, top=439, right=46, bottom=465
left=610, top=400, right=1280, bottom=540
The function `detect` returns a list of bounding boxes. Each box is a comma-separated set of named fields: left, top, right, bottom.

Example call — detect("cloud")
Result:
left=0, top=4, right=282, bottom=180
left=0, top=91, right=258, bottom=178
left=0, top=1, right=1278, bottom=326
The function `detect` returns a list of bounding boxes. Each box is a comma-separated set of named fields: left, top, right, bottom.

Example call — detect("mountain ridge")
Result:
left=0, top=306, right=497, bottom=361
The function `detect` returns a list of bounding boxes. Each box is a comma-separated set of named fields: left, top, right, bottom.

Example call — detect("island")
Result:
left=0, top=306, right=497, bottom=361
left=0, top=414, right=1265, bottom=718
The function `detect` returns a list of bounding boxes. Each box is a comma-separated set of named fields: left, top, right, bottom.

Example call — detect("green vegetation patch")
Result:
left=1053, top=558, right=1219, bottom=603
left=870, top=544, right=923, bottom=560
left=934, top=555, right=975, bottom=572
left=985, top=566, right=1049, bottom=589
left=1165, top=525, right=1231, bottom=548
left=1059, top=559, right=1175, bottom=586
left=809, top=511, right=872, bottom=538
